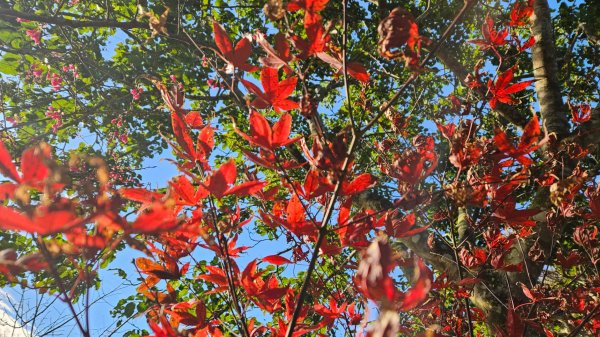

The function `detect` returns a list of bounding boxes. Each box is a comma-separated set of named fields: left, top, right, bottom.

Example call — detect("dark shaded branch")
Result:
left=0, top=8, right=146, bottom=30
left=186, top=93, right=230, bottom=101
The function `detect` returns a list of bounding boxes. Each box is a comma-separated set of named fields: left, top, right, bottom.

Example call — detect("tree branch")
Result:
left=0, top=8, right=146, bottom=30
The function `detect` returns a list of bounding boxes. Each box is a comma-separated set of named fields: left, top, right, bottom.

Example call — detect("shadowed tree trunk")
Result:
left=531, top=0, right=569, bottom=139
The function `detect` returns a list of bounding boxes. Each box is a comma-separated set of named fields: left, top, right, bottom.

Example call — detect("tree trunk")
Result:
left=530, top=0, right=569, bottom=138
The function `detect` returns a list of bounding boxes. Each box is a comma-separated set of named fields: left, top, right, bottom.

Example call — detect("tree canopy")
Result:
left=0, top=0, right=599, bottom=336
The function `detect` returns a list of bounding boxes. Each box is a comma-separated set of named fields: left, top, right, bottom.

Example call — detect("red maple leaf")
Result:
left=128, top=202, right=180, bottom=234
left=196, top=265, right=232, bottom=294
left=212, top=21, right=258, bottom=73
left=292, top=18, right=330, bottom=59
left=569, top=101, right=592, bottom=124
left=259, top=194, right=318, bottom=237
left=241, top=67, right=299, bottom=112
left=240, top=260, right=288, bottom=312
left=262, top=255, right=293, bottom=265
left=120, top=188, right=165, bottom=204
left=487, top=66, right=534, bottom=109
left=400, top=258, right=432, bottom=310
left=270, top=318, right=313, bottom=337
left=490, top=181, right=540, bottom=227
left=256, top=32, right=293, bottom=70
left=468, top=15, right=509, bottom=51
left=234, top=110, right=301, bottom=150
left=243, top=148, right=305, bottom=171
left=314, top=298, right=347, bottom=327
left=516, top=35, right=536, bottom=52
left=493, top=113, right=545, bottom=166
left=380, top=136, right=438, bottom=186
left=164, top=300, right=206, bottom=328
left=0, top=141, right=56, bottom=194
left=199, top=159, right=266, bottom=199
left=117, top=190, right=184, bottom=234
left=315, top=52, right=370, bottom=83
left=377, top=7, right=423, bottom=66
left=378, top=212, right=429, bottom=239
left=283, top=0, right=332, bottom=60
left=199, top=234, right=249, bottom=258
left=169, top=175, right=209, bottom=206
left=301, top=169, right=334, bottom=199
left=284, top=194, right=316, bottom=236
left=340, top=173, right=376, bottom=196
left=355, top=238, right=397, bottom=302
left=287, top=0, right=330, bottom=13
left=171, top=110, right=197, bottom=161
left=148, top=316, right=178, bottom=337
left=509, top=1, right=534, bottom=27
left=196, top=125, right=215, bottom=168
left=0, top=199, right=83, bottom=235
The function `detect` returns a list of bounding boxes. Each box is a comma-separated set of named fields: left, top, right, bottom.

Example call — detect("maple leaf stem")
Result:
left=285, top=134, right=358, bottom=337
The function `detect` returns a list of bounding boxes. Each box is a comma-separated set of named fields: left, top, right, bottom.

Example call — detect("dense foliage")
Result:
left=0, top=0, right=599, bottom=336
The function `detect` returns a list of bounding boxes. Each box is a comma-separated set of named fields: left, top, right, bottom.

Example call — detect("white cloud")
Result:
left=0, top=310, right=33, bottom=337
left=0, top=290, right=33, bottom=337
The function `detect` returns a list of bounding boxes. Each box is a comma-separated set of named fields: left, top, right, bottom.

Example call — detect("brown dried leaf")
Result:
left=263, top=0, right=285, bottom=21
left=377, top=7, right=422, bottom=66
left=368, top=310, right=399, bottom=337
left=141, top=7, right=170, bottom=37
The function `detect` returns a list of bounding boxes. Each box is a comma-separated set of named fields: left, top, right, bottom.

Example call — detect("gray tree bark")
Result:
left=531, top=0, right=570, bottom=139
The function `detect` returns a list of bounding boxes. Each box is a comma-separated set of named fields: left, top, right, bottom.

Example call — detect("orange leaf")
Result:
left=242, top=68, right=299, bottom=113
left=400, top=258, right=432, bottom=310
left=20, top=146, right=49, bottom=183
left=120, top=188, right=164, bottom=204
left=0, top=141, right=19, bottom=182
left=0, top=206, right=35, bottom=232
left=286, top=194, right=305, bottom=225
left=262, top=255, right=292, bottom=265
left=341, top=173, right=375, bottom=196
left=225, top=181, right=267, bottom=197
left=171, top=111, right=196, bottom=160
